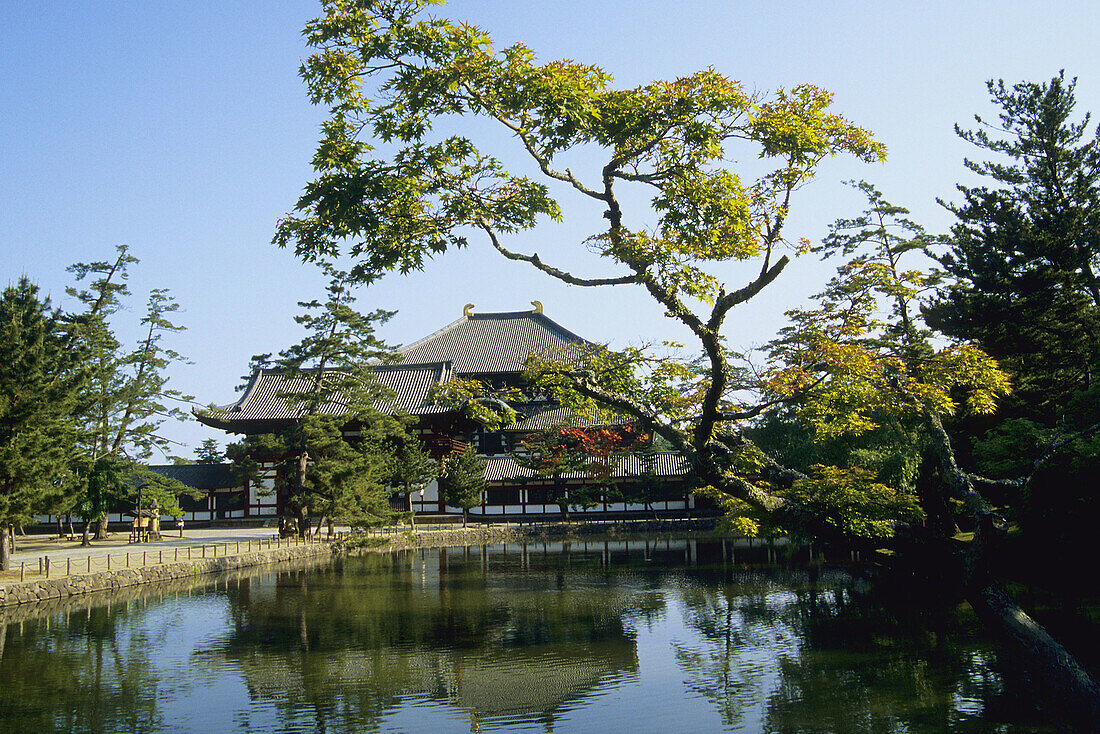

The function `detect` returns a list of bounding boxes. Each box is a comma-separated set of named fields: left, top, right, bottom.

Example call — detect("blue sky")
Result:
left=3, top=1, right=1098, bottom=459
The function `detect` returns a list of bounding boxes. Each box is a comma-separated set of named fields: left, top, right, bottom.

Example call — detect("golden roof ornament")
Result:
left=463, top=303, right=475, bottom=317
left=531, top=300, right=543, bottom=314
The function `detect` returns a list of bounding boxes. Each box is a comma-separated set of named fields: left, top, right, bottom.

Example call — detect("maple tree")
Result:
left=279, top=3, right=1096, bottom=720
left=511, top=423, right=640, bottom=520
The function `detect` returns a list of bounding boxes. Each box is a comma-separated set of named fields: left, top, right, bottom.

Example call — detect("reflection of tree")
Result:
left=763, top=588, right=1009, bottom=733
left=672, top=574, right=801, bottom=731
left=0, top=602, right=165, bottom=731
left=671, top=567, right=1010, bottom=732
left=202, top=545, right=664, bottom=730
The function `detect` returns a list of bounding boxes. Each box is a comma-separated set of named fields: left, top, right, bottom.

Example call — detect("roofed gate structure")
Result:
left=196, top=305, right=693, bottom=520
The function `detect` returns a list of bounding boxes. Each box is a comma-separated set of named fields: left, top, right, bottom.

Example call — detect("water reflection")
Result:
left=670, top=566, right=1014, bottom=733
left=0, top=598, right=165, bottom=732
left=206, top=545, right=661, bottom=731
left=0, top=539, right=1031, bottom=733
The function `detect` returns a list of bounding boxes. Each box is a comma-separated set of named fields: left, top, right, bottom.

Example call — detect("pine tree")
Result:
left=0, top=279, right=82, bottom=569
left=929, top=73, right=1100, bottom=418
left=230, top=269, right=406, bottom=534
left=67, top=247, right=192, bottom=541
left=387, top=437, right=438, bottom=529
left=196, top=439, right=223, bottom=464
left=439, top=446, right=485, bottom=528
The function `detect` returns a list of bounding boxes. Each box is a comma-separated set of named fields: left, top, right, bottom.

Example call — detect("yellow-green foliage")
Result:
left=782, top=465, right=923, bottom=538
left=428, top=378, right=519, bottom=430
left=695, top=485, right=765, bottom=537
left=766, top=184, right=1011, bottom=441
left=284, top=1, right=887, bottom=305
left=526, top=344, right=707, bottom=429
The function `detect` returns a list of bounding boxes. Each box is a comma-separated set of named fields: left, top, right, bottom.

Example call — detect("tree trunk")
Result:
left=555, top=479, right=569, bottom=524
left=0, top=522, right=9, bottom=571
left=967, top=582, right=1100, bottom=728
left=462, top=510, right=468, bottom=528
left=921, top=411, right=1100, bottom=724
left=296, top=505, right=309, bottom=538
left=95, top=514, right=108, bottom=540
left=82, top=520, right=92, bottom=547
left=916, top=454, right=957, bottom=538
left=295, top=451, right=310, bottom=537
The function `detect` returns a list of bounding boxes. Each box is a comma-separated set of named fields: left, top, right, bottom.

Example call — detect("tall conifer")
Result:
left=0, top=279, right=81, bottom=569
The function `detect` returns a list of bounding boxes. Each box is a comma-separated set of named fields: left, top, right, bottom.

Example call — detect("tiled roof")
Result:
left=195, top=362, right=452, bottom=429
left=505, top=403, right=623, bottom=432
left=373, top=362, right=454, bottom=414
left=148, top=463, right=239, bottom=489
left=398, top=311, right=591, bottom=374
left=482, top=452, right=689, bottom=482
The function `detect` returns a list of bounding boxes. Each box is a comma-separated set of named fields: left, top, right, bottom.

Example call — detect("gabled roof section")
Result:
left=398, top=311, right=592, bottom=374
left=195, top=362, right=453, bottom=431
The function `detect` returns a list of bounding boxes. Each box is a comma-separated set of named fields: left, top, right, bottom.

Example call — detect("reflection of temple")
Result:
left=231, top=639, right=637, bottom=726
left=213, top=543, right=655, bottom=730
left=195, top=305, right=695, bottom=520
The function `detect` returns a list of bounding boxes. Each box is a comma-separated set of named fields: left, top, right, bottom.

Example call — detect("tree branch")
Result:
left=968, top=419, right=1100, bottom=490
left=461, top=80, right=608, bottom=202
left=477, top=223, right=638, bottom=287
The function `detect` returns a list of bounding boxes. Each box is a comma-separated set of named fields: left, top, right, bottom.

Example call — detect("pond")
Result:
left=0, top=539, right=1044, bottom=733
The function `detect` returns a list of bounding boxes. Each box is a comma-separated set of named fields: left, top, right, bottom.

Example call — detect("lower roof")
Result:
left=481, top=452, right=689, bottom=483
left=195, top=362, right=453, bottom=431
left=148, top=463, right=239, bottom=489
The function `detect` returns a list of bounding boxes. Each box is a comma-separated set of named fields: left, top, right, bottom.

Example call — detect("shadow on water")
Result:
left=0, top=537, right=1077, bottom=732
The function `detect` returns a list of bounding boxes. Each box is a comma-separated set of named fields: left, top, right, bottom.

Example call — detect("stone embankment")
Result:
left=1, top=519, right=720, bottom=608
left=0, top=543, right=334, bottom=608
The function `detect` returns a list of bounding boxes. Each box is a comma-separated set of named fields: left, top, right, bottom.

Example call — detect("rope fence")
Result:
left=10, top=533, right=331, bottom=584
